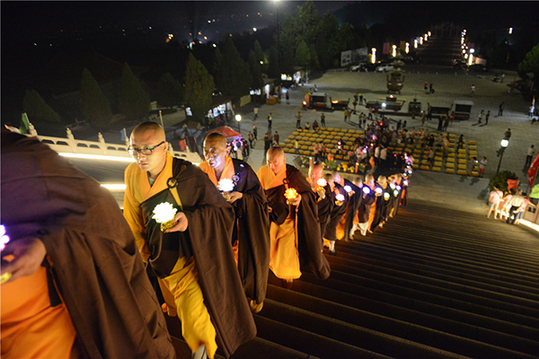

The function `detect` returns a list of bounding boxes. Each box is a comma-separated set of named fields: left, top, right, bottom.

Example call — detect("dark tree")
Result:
left=212, top=48, right=223, bottom=91
left=518, top=43, right=539, bottom=81
left=218, top=36, right=252, bottom=101
left=254, top=40, right=266, bottom=72
left=119, top=63, right=151, bottom=121
left=156, top=72, right=184, bottom=108
left=248, top=50, right=264, bottom=91
left=23, top=89, right=62, bottom=125
left=294, top=40, right=310, bottom=68
left=267, top=46, right=280, bottom=78
left=185, top=53, right=214, bottom=122
left=80, top=68, right=112, bottom=129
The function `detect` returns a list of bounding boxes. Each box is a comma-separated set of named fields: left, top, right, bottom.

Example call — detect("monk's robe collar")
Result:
left=200, top=156, right=235, bottom=187
left=139, top=152, right=175, bottom=200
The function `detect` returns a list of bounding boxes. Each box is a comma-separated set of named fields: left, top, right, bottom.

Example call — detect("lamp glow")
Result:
left=344, top=185, right=352, bottom=193
left=317, top=179, right=327, bottom=187
left=375, top=187, right=383, bottom=195
left=335, top=193, right=345, bottom=206
left=362, top=186, right=371, bottom=195
left=501, top=139, right=509, bottom=148
left=152, top=202, right=178, bottom=232
left=0, top=225, right=10, bottom=251
left=285, top=188, right=299, bottom=205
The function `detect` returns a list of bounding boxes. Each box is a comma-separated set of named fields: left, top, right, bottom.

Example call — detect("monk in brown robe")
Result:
left=1, top=129, right=175, bottom=359
left=199, top=133, right=270, bottom=314
left=257, top=147, right=330, bottom=289
left=123, top=122, right=255, bottom=359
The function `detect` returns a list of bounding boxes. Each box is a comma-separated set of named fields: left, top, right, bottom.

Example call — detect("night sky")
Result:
left=3, top=1, right=536, bottom=46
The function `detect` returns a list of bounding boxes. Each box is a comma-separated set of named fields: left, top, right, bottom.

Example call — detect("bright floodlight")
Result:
left=501, top=139, right=509, bottom=148
left=235, top=114, right=242, bottom=122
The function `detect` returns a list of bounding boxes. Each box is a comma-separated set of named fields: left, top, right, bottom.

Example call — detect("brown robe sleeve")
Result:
left=286, top=165, right=331, bottom=280
left=175, top=163, right=257, bottom=358
left=0, top=130, right=175, bottom=359
left=232, top=158, right=270, bottom=305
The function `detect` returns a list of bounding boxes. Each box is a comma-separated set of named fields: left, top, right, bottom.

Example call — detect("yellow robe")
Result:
left=124, top=152, right=217, bottom=358
left=1, top=266, right=76, bottom=359
left=257, top=165, right=301, bottom=280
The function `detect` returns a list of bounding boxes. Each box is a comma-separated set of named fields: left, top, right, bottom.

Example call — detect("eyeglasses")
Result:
left=128, top=141, right=165, bottom=156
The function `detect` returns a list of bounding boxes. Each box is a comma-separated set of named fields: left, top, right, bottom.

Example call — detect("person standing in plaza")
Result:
left=286, top=91, right=290, bottom=104
left=344, top=108, right=349, bottom=122
left=486, top=186, right=503, bottom=219
left=525, top=145, right=535, bottom=169
left=320, top=113, right=326, bottom=127
left=295, top=111, right=302, bottom=129
left=471, top=84, right=476, bottom=97
left=485, top=110, right=490, bottom=125
left=478, top=110, right=484, bottom=124
left=248, top=131, right=255, bottom=149
left=478, top=157, right=487, bottom=177
left=267, top=113, right=273, bottom=131
left=274, top=131, right=280, bottom=145
left=253, top=105, right=258, bottom=121
left=252, top=124, right=258, bottom=141
left=504, top=128, right=511, bottom=140
left=506, top=190, right=525, bottom=224
left=498, top=102, right=505, bottom=116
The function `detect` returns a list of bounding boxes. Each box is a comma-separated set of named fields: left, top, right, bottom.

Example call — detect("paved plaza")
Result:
left=233, top=64, right=538, bottom=213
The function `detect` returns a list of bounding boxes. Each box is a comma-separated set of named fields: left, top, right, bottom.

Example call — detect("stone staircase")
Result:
left=169, top=199, right=539, bottom=359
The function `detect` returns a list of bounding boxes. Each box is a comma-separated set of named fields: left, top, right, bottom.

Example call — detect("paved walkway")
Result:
left=233, top=65, right=537, bottom=210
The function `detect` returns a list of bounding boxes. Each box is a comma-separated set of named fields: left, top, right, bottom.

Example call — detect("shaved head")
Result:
left=267, top=146, right=286, bottom=174
left=131, top=121, right=166, bottom=141
left=129, top=122, right=168, bottom=179
left=309, top=162, right=324, bottom=187
left=267, top=146, right=284, bottom=158
left=203, top=133, right=229, bottom=171
left=204, top=133, right=227, bottom=149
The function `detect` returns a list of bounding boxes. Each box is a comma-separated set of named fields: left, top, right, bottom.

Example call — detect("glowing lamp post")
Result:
left=235, top=114, right=242, bottom=134
left=496, top=139, right=509, bottom=175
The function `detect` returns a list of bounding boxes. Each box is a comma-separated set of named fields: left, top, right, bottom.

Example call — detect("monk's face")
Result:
left=309, top=166, right=324, bottom=186
left=129, top=129, right=168, bottom=178
left=203, top=138, right=229, bottom=171
left=267, top=151, right=286, bottom=175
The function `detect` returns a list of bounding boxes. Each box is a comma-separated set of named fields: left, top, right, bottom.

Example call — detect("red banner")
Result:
left=527, top=154, right=539, bottom=188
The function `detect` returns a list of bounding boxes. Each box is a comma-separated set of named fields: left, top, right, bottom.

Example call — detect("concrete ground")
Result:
left=232, top=64, right=537, bottom=213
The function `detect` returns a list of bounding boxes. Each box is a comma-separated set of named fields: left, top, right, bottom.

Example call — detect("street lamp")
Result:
left=496, top=139, right=509, bottom=174
left=235, top=114, right=242, bottom=134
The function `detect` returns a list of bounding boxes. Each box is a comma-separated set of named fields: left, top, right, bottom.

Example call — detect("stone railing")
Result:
left=36, top=128, right=201, bottom=163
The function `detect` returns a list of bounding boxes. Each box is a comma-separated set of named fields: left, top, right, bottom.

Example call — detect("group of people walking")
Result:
left=1, top=122, right=411, bottom=359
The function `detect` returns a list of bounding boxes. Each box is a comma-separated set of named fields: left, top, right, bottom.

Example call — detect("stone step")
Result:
left=264, top=284, right=539, bottom=357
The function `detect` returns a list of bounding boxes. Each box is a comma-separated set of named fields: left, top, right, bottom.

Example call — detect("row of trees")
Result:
left=22, top=63, right=151, bottom=131
left=21, top=1, right=364, bottom=131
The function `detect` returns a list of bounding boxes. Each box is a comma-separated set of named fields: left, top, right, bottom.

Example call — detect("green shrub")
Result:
left=488, top=170, right=518, bottom=192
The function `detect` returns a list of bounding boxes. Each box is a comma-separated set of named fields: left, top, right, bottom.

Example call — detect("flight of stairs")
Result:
left=169, top=199, right=539, bottom=358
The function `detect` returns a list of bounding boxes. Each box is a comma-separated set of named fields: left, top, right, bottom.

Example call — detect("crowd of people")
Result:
left=1, top=122, right=414, bottom=359
left=486, top=187, right=530, bottom=225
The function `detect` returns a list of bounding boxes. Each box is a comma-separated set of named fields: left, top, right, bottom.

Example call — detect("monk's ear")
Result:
left=225, top=145, right=231, bottom=156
